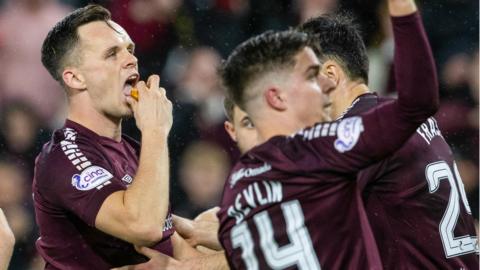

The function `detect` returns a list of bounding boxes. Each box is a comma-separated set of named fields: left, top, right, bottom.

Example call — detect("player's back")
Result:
left=349, top=94, right=479, bottom=269
left=218, top=123, right=383, bottom=270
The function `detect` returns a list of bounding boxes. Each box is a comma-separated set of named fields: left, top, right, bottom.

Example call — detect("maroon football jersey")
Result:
left=218, top=11, right=440, bottom=270
left=345, top=12, right=479, bottom=269
left=33, top=120, right=175, bottom=269
left=218, top=85, right=439, bottom=269
left=350, top=95, right=478, bottom=269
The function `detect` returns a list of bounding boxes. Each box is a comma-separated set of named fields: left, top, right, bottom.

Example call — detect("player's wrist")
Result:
left=141, top=128, right=170, bottom=142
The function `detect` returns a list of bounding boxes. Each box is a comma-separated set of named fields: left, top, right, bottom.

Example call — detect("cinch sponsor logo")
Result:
left=72, top=166, right=113, bottom=191
left=230, top=163, right=271, bottom=188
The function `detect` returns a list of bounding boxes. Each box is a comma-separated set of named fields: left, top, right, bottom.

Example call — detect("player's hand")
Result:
left=388, top=0, right=417, bottom=17
left=130, top=246, right=185, bottom=270
left=126, top=75, right=173, bottom=135
left=0, top=208, right=14, bottom=270
left=194, top=206, right=220, bottom=223
left=173, top=207, right=222, bottom=251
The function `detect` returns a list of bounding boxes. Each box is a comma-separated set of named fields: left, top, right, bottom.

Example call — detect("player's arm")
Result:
left=173, top=207, right=222, bottom=251
left=346, top=0, right=437, bottom=165
left=0, top=208, right=14, bottom=270
left=95, top=75, right=173, bottom=246
left=300, top=4, right=438, bottom=172
left=131, top=246, right=229, bottom=270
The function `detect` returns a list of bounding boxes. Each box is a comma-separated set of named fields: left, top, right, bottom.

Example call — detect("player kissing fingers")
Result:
left=127, top=74, right=173, bottom=134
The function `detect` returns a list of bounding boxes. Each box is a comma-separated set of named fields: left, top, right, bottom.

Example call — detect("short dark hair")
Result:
left=41, top=4, right=111, bottom=83
left=220, top=30, right=315, bottom=110
left=299, top=13, right=369, bottom=84
left=223, top=96, right=235, bottom=121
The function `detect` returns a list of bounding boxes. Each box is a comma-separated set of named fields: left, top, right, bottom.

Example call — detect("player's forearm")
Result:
left=124, top=132, right=170, bottom=237
left=392, top=11, right=439, bottom=121
left=388, top=0, right=417, bottom=17
left=358, top=11, right=438, bottom=160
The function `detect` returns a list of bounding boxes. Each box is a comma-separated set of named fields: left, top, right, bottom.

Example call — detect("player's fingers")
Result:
left=158, top=87, right=167, bottom=97
left=136, top=81, right=147, bottom=94
left=172, top=215, right=195, bottom=238
left=195, top=206, right=220, bottom=222
left=185, top=238, right=197, bottom=247
left=125, top=96, right=137, bottom=106
left=146, top=74, right=160, bottom=90
left=135, top=246, right=159, bottom=259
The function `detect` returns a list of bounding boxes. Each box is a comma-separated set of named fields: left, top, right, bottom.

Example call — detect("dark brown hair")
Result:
left=299, top=13, right=369, bottom=84
left=41, top=4, right=111, bottom=83
left=219, top=30, right=314, bottom=110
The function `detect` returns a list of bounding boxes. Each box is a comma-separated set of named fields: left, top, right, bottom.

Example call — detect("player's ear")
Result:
left=321, top=60, right=341, bottom=88
left=265, top=87, right=287, bottom=111
left=63, top=67, right=87, bottom=91
left=224, top=121, right=237, bottom=142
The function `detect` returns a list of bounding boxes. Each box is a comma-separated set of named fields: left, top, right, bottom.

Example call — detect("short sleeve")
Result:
left=38, top=139, right=126, bottom=227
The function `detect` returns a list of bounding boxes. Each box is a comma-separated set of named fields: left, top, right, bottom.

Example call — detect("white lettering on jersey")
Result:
left=334, top=117, right=364, bottom=153
left=228, top=181, right=283, bottom=224
left=71, top=165, right=113, bottom=191
left=230, top=163, right=272, bottom=188
left=416, top=117, right=443, bottom=145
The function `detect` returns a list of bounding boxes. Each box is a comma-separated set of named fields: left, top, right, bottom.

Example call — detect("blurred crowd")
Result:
left=0, top=0, right=476, bottom=268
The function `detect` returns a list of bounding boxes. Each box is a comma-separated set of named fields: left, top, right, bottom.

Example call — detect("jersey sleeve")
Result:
left=280, top=11, right=439, bottom=175
left=40, top=139, right=126, bottom=227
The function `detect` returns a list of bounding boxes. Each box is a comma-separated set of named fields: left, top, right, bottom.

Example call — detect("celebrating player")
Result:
left=299, top=0, right=479, bottom=268
left=217, top=16, right=438, bottom=268
left=33, top=4, right=208, bottom=269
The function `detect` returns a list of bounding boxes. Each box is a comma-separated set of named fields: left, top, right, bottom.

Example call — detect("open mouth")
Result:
left=124, top=74, right=139, bottom=95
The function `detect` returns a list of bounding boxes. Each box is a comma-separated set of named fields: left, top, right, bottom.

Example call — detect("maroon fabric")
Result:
left=344, top=13, right=478, bottom=269
left=33, top=120, right=174, bottom=269
left=351, top=94, right=479, bottom=269
left=217, top=11, right=440, bottom=270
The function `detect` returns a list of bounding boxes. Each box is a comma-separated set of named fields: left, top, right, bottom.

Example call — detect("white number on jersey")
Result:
left=425, top=161, right=479, bottom=258
left=231, top=200, right=321, bottom=270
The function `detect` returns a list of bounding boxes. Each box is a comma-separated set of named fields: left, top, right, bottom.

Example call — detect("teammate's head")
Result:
left=223, top=97, right=258, bottom=154
left=42, top=4, right=138, bottom=118
left=299, top=13, right=369, bottom=84
left=220, top=30, right=334, bottom=139
left=299, top=14, right=369, bottom=119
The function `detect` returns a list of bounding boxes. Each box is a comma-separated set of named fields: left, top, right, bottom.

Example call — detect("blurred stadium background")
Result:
left=0, top=0, right=477, bottom=268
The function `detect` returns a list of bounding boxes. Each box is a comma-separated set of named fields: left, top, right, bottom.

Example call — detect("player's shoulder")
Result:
left=35, top=125, right=108, bottom=185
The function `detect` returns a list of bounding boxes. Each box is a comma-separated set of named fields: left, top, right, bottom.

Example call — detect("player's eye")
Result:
left=241, top=118, right=254, bottom=129
left=106, top=50, right=117, bottom=59
left=308, top=67, right=320, bottom=80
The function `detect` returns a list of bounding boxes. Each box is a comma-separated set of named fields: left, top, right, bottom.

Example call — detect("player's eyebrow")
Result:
left=103, top=45, right=119, bottom=58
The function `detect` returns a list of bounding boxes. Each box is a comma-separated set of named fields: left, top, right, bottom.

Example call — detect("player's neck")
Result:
left=255, top=114, right=303, bottom=144
left=67, top=101, right=122, bottom=142
left=335, top=81, right=370, bottom=118
left=349, top=82, right=370, bottom=101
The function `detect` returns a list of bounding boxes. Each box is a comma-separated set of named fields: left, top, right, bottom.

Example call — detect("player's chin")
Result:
left=123, top=108, right=134, bottom=117
left=119, top=105, right=134, bottom=118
